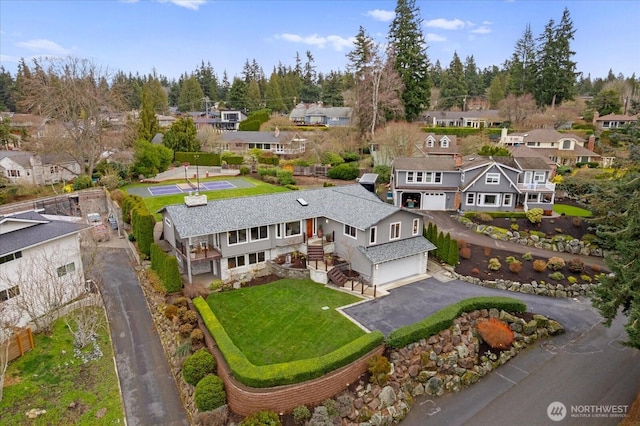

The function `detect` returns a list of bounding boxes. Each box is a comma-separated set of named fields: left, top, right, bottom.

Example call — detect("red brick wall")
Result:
left=199, top=315, right=384, bottom=416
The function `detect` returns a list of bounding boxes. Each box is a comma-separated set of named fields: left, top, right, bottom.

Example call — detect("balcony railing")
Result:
left=517, top=182, right=556, bottom=192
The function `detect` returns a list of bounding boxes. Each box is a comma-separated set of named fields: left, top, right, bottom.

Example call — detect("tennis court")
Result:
left=147, top=180, right=236, bottom=196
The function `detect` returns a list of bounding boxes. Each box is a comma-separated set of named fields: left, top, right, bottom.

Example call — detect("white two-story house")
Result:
left=159, top=184, right=435, bottom=287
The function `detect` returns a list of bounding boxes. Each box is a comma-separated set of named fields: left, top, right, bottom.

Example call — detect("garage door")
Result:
left=375, top=254, right=422, bottom=286
left=422, top=193, right=446, bottom=210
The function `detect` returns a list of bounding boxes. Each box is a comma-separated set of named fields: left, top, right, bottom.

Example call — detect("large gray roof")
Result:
left=392, top=157, right=458, bottom=171
left=160, top=184, right=407, bottom=239
left=0, top=211, right=88, bottom=256
left=358, top=236, right=436, bottom=264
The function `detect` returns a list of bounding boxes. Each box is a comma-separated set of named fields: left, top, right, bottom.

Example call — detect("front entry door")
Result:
left=306, top=218, right=313, bottom=237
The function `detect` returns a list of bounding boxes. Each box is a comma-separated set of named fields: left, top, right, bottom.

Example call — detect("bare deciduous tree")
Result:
left=498, top=93, right=539, bottom=126
left=18, top=56, right=125, bottom=176
left=64, top=294, right=104, bottom=349
left=0, top=303, right=21, bottom=401
left=371, top=122, right=424, bottom=166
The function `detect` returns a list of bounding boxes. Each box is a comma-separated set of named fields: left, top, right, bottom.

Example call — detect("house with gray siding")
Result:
left=289, top=103, right=352, bottom=127
left=159, top=184, right=434, bottom=287
left=391, top=154, right=555, bottom=212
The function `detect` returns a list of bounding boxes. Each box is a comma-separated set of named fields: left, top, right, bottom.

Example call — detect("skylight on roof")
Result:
left=297, top=198, right=308, bottom=206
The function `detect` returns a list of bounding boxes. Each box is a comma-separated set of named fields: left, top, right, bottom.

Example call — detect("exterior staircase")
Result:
left=307, top=244, right=324, bottom=262
left=327, top=267, right=349, bottom=287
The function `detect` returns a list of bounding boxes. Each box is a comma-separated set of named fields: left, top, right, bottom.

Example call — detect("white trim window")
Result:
left=466, top=192, right=475, bottom=206
left=248, top=251, right=266, bottom=264
left=390, top=222, right=401, bottom=240
left=275, top=224, right=282, bottom=239
left=527, top=193, right=540, bottom=202
left=57, top=262, right=76, bottom=277
left=250, top=225, right=268, bottom=241
left=406, top=172, right=414, bottom=183
left=228, top=229, right=248, bottom=245
left=164, top=217, right=172, bottom=227
left=534, top=172, right=546, bottom=182
left=227, top=255, right=246, bottom=269
left=425, top=172, right=442, bottom=183
left=503, top=193, right=513, bottom=206
left=369, top=226, right=377, bottom=244
left=285, top=221, right=301, bottom=237
left=440, top=137, right=449, bottom=148
left=412, top=218, right=420, bottom=235
left=344, top=224, right=357, bottom=239
left=426, top=137, right=434, bottom=147
left=485, top=173, right=500, bottom=184
left=0, top=285, right=20, bottom=302
left=478, top=193, right=500, bottom=207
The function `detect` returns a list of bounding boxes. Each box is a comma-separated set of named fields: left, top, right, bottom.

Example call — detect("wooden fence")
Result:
left=3, top=328, right=35, bottom=363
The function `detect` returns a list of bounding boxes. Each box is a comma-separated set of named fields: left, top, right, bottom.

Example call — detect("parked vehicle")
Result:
left=107, top=214, right=118, bottom=230
left=87, top=213, right=102, bottom=226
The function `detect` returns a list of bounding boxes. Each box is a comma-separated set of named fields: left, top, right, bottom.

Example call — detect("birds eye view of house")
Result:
left=159, top=182, right=435, bottom=287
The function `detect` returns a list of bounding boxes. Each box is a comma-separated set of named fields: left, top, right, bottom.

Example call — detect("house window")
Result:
left=8, top=170, right=20, bottom=177
left=440, top=138, right=449, bottom=148
left=56, top=262, right=76, bottom=277
left=416, top=172, right=424, bottom=182
left=250, top=225, right=268, bottom=241
left=466, top=193, right=475, bottom=206
left=460, top=171, right=465, bottom=183
left=425, top=172, right=442, bottom=183
left=503, top=194, right=513, bottom=206
left=227, top=255, right=246, bottom=269
left=390, top=222, right=401, bottom=240
left=412, top=218, right=420, bottom=235
left=534, top=172, right=546, bottom=182
left=50, top=165, right=59, bottom=174
left=275, top=224, right=282, bottom=239
left=485, top=173, right=500, bottom=184
left=0, top=285, right=20, bottom=303
left=164, top=217, right=172, bottom=227
left=479, top=194, right=500, bottom=206
left=527, top=193, right=540, bottom=202
left=0, top=251, right=22, bottom=264
left=285, top=221, right=301, bottom=237
left=369, top=226, right=377, bottom=244
left=228, top=229, right=248, bottom=245
left=248, top=251, right=266, bottom=264
left=562, top=140, right=572, bottom=149
left=426, top=138, right=434, bottom=147
left=406, top=172, right=414, bottom=183
left=344, top=224, right=357, bottom=239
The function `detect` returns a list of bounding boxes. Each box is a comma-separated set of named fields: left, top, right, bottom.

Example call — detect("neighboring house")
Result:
left=371, top=133, right=460, bottom=167
left=391, top=154, right=556, bottom=212
left=593, top=112, right=639, bottom=131
left=498, top=128, right=603, bottom=166
left=156, top=114, right=176, bottom=128
left=159, top=184, right=435, bottom=287
left=0, top=211, right=88, bottom=328
left=220, top=129, right=307, bottom=155
left=289, top=103, right=352, bottom=127
left=0, top=150, right=81, bottom=185
left=421, top=110, right=503, bottom=128
left=193, top=110, right=247, bottom=132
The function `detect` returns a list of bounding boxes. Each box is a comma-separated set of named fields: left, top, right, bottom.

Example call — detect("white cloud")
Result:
left=0, top=54, right=21, bottom=63
left=366, top=9, right=395, bottom=22
left=471, top=26, right=492, bottom=35
left=483, top=20, right=493, bottom=25
left=275, top=33, right=355, bottom=51
left=425, top=18, right=466, bottom=30
left=426, top=33, right=447, bottom=42
left=156, top=0, right=206, bottom=10
left=16, top=39, right=73, bottom=55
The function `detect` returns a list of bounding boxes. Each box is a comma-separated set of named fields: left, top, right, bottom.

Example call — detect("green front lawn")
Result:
left=207, top=279, right=364, bottom=365
left=124, top=177, right=290, bottom=219
left=0, top=314, right=124, bottom=425
left=553, top=203, right=592, bottom=217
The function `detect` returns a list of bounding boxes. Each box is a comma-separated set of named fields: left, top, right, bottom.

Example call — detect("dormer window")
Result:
left=440, top=137, right=449, bottom=148
left=425, top=137, right=434, bottom=147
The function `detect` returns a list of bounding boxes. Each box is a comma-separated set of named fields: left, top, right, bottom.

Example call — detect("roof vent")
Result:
left=297, top=198, right=308, bottom=206
left=184, top=194, right=207, bottom=207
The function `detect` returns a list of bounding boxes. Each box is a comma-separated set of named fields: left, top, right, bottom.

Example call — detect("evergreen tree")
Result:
left=387, top=0, right=430, bottom=121
left=0, top=66, right=16, bottom=111
left=448, top=238, right=459, bottom=266
left=177, top=76, right=204, bottom=112
left=487, top=74, right=507, bottom=109
left=464, top=55, right=484, bottom=97
left=195, top=61, right=218, bottom=101
left=146, top=77, right=169, bottom=114
left=299, top=51, right=321, bottom=103
left=321, top=71, right=344, bottom=107
left=436, top=231, right=444, bottom=259
left=227, top=77, right=248, bottom=112
left=245, top=80, right=262, bottom=113
left=534, top=8, right=578, bottom=107
left=442, top=233, right=452, bottom=262
left=265, top=69, right=286, bottom=113
left=138, top=86, right=159, bottom=142
left=218, top=71, right=230, bottom=102
left=430, top=60, right=443, bottom=88
left=162, top=116, right=199, bottom=153
left=508, top=24, right=537, bottom=96
left=439, top=52, right=468, bottom=110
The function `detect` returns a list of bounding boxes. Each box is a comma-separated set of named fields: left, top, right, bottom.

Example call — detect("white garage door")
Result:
left=422, top=193, right=446, bottom=210
left=375, top=254, right=422, bottom=286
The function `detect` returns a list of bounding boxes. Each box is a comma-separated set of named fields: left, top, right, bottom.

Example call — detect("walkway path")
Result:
left=422, top=210, right=607, bottom=268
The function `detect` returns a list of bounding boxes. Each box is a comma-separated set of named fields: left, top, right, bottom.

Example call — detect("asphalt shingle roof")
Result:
left=160, top=184, right=404, bottom=239
left=0, top=211, right=88, bottom=256
left=358, top=236, right=436, bottom=264
left=392, top=157, right=458, bottom=171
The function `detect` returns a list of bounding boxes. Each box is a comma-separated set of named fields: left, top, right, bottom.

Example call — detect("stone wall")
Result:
left=265, top=260, right=311, bottom=281
left=455, top=215, right=605, bottom=257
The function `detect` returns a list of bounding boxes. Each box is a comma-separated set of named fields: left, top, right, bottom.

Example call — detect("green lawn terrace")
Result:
left=206, top=279, right=364, bottom=365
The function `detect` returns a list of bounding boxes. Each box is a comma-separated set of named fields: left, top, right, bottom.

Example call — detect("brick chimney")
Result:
left=587, top=135, right=595, bottom=151
left=455, top=154, right=463, bottom=167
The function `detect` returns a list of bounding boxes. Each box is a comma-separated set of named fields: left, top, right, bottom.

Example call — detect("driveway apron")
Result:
left=98, top=247, right=189, bottom=426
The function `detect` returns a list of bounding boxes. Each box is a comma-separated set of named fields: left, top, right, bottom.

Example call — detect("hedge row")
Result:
left=122, top=194, right=155, bottom=256
left=239, top=109, right=270, bottom=131
left=150, top=243, right=183, bottom=293
left=193, top=297, right=384, bottom=388
left=175, top=152, right=221, bottom=167
left=387, top=296, right=527, bottom=348
left=464, top=211, right=528, bottom=219
left=425, top=222, right=458, bottom=266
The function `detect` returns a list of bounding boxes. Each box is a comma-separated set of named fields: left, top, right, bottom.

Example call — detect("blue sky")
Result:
left=1, top=0, right=638, bottom=82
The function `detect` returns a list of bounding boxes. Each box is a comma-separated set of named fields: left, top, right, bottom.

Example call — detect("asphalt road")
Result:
left=96, top=247, right=189, bottom=426
left=343, top=278, right=640, bottom=426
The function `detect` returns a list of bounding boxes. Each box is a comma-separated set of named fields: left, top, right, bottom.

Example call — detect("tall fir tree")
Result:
left=137, top=86, right=159, bottom=142
left=387, top=0, right=430, bottom=121
left=265, top=69, right=286, bottom=113
left=439, top=52, right=468, bottom=110
left=508, top=24, right=537, bottom=96
left=464, top=55, right=484, bottom=97
left=177, top=76, right=204, bottom=112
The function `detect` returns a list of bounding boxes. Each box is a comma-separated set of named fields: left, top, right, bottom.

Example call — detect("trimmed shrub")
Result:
left=476, top=318, right=514, bottom=350
left=547, top=257, right=566, bottom=271
left=476, top=212, right=493, bottom=223
left=163, top=257, right=183, bottom=293
left=183, top=349, right=217, bottom=386
left=488, top=258, right=502, bottom=271
left=567, top=276, right=577, bottom=284
left=180, top=309, right=198, bottom=326
left=321, top=151, right=344, bottom=166
left=509, top=260, right=523, bottom=274
left=327, top=163, right=359, bottom=180
left=505, top=256, right=518, bottom=264
left=581, top=274, right=593, bottom=283
left=522, top=252, right=533, bottom=261
left=73, top=174, right=93, bottom=190
left=567, top=258, right=584, bottom=273
left=179, top=323, right=194, bottom=337
left=447, top=240, right=459, bottom=266
left=526, top=208, right=543, bottom=225
left=387, top=296, right=526, bottom=348
left=293, top=406, right=311, bottom=425
left=164, top=304, right=178, bottom=320
left=372, top=165, right=391, bottom=184
left=533, top=259, right=548, bottom=272
left=240, top=410, right=281, bottom=426
left=194, top=375, right=226, bottom=412
left=367, top=355, right=391, bottom=385
left=460, top=247, right=472, bottom=260
left=190, top=328, right=204, bottom=346
left=239, top=165, right=250, bottom=175
left=510, top=223, right=519, bottom=231
left=276, top=169, right=295, bottom=186
left=591, top=264, right=602, bottom=273
left=549, top=272, right=565, bottom=281
left=457, top=239, right=468, bottom=249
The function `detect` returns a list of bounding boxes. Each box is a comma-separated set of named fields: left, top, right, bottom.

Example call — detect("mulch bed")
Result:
left=475, top=214, right=593, bottom=241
